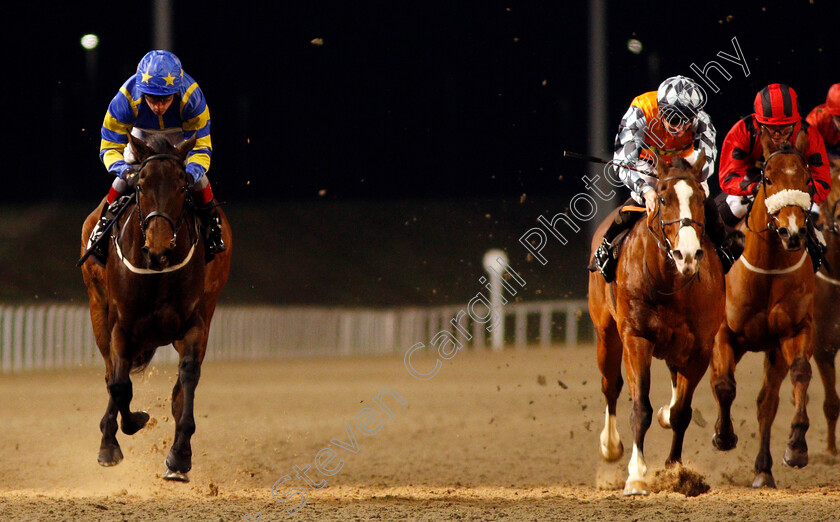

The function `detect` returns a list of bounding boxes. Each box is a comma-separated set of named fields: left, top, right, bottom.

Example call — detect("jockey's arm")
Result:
left=180, top=82, right=212, bottom=183
left=612, top=105, right=656, bottom=200
left=689, top=111, right=717, bottom=183
left=805, top=127, right=831, bottom=204
left=719, top=120, right=758, bottom=197
left=99, top=87, right=136, bottom=178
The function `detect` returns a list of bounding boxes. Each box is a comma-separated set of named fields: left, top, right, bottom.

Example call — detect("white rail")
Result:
left=0, top=301, right=588, bottom=373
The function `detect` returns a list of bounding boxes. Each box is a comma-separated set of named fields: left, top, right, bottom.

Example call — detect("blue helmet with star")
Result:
left=135, top=50, right=183, bottom=96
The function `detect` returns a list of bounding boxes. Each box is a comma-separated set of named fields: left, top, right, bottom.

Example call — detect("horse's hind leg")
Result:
left=597, top=320, right=623, bottom=462
left=711, top=326, right=741, bottom=451
left=164, top=324, right=206, bottom=481
left=664, top=362, right=707, bottom=467
left=814, top=345, right=839, bottom=455
left=657, top=366, right=679, bottom=429
left=753, top=350, right=789, bottom=488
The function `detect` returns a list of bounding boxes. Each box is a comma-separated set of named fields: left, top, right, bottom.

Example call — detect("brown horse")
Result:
left=80, top=134, right=232, bottom=481
left=813, top=157, right=840, bottom=454
left=710, top=130, right=815, bottom=488
left=589, top=151, right=724, bottom=495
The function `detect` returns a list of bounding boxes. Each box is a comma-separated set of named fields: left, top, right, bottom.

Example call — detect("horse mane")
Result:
left=671, top=156, right=692, bottom=170
left=143, top=134, right=175, bottom=154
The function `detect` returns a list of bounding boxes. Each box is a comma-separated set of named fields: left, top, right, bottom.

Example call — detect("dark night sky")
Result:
left=2, top=1, right=839, bottom=204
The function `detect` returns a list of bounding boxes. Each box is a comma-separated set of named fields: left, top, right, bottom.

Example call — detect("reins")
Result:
left=112, top=154, right=199, bottom=274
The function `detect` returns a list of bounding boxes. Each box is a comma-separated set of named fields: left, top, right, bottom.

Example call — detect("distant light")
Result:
left=81, top=34, right=99, bottom=50
left=627, top=38, right=642, bottom=54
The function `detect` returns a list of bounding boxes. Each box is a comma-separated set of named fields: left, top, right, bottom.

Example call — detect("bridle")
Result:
left=113, top=153, right=199, bottom=274
left=644, top=173, right=706, bottom=294
left=647, top=174, right=706, bottom=258
left=134, top=153, right=193, bottom=249
left=746, top=145, right=815, bottom=238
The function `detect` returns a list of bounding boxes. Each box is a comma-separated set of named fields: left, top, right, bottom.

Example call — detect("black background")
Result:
left=3, top=1, right=838, bottom=204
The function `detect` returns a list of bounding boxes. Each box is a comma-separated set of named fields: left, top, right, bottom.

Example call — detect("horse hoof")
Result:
left=657, top=406, right=671, bottom=429
left=600, top=440, right=624, bottom=462
left=98, top=445, right=124, bottom=467
left=712, top=432, right=738, bottom=451
left=121, top=411, right=150, bottom=436
left=752, top=472, right=776, bottom=489
left=784, top=447, right=808, bottom=468
left=623, top=480, right=649, bottom=496
left=163, top=468, right=190, bottom=482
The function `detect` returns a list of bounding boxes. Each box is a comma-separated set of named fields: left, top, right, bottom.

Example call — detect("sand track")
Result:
left=1, top=346, right=839, bottom=520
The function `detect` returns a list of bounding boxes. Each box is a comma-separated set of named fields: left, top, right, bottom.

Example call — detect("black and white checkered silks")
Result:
left=657, top=76, right=707, bottom=121
left=612, top=104, right=717, bottom=205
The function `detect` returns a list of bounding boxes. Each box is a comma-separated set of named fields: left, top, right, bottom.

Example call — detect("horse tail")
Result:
left=131, top=348, right=158, bottom=374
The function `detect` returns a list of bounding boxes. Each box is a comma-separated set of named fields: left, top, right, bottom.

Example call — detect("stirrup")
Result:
left=589, top=239, right=616, bottom=282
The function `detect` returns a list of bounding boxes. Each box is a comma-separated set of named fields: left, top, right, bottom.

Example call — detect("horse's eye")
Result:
left=659, top=196, right=666, bottom=205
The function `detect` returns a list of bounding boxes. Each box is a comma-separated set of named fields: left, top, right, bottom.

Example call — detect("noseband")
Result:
left=749, top=147, right=814, bottom=237
left=135, top=154, right=191, bottom=249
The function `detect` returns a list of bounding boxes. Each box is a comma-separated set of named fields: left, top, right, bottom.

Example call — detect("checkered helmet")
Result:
left=656, top=76, right=706, bottom=123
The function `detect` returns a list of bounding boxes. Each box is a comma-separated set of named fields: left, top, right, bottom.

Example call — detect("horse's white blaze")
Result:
left=600, top=407, right=621, bottom=458
left=787, top=214, right=800, bottom=236
left=627, top=443, right=647, bottom=483
left=673, top=181, right=701, bottom=272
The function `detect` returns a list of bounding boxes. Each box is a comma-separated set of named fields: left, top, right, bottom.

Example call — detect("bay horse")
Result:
left=813, top=157, right=840, bottom=454
left=80, top=133, right=232, bottom=481
left=589, top=151, right=724, bottom=495
left=710, top=129, right=815, bottom=488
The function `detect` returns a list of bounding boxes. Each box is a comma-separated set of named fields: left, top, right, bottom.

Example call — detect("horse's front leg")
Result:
left=98, top=365, right=122, bottom=466
left=753, top=349, right=789, bottom=488
left=622, top=334, right=653, bottom=496
left=711, top=325, right=741, bottom=451
left=597, top=320, right=624, bottom=462
left=781, top=330, right=813, bottom=469
left=165, top=322, right=207, bottom=481
left=109, top=328, right=151, bottom=436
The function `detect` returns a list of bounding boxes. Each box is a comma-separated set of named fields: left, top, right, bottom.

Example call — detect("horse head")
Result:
left=650, top=150, right=707, bottom=276
left=127, top=133, right=197, bottom=270
left=757, top=128, right=812, bottom=251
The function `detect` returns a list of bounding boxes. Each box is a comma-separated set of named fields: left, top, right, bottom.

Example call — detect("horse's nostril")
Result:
left=142, top=246, right=150, bottom=255
left=778, top=228, right=789, bottom=238
left=696, top=250, right=704, bottom=261
left=672, top=251, right=683, bottom=261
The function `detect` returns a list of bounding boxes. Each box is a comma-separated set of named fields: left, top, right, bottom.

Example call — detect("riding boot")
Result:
left=195, top=199, right=226, bottom=261
left=705, top=198, right=745, bottom=274
left=86, top=195, right=132, bottom=266
left=806, top=212, right=828, bottom=273
left=588, top=199, right=642, bottom=283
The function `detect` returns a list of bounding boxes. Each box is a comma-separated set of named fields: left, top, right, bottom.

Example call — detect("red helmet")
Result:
left=826, top=83, right=840, bottom=116
left=753, top=84, right=800, bottom=125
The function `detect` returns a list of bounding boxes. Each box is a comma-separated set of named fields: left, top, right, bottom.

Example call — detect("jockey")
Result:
left=87, top=50, right=225, bottom=264
left=806, top=83, right=840, bottom=160
left=589, top=75, right=744, bottom=282
left=718, top=83, right=831, bottom=271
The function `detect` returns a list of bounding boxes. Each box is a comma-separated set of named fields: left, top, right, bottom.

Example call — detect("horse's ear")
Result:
left=654, top=154, right=666, bottom=179
left=794, top=127, right=809, bottom=156
left=759, top=126, right=775, bottom=159
left=691, top=150, right=706, bottom=179
left=174, top=135, right=197, bottom=163
left=128, top=134, right=154, bottom=163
